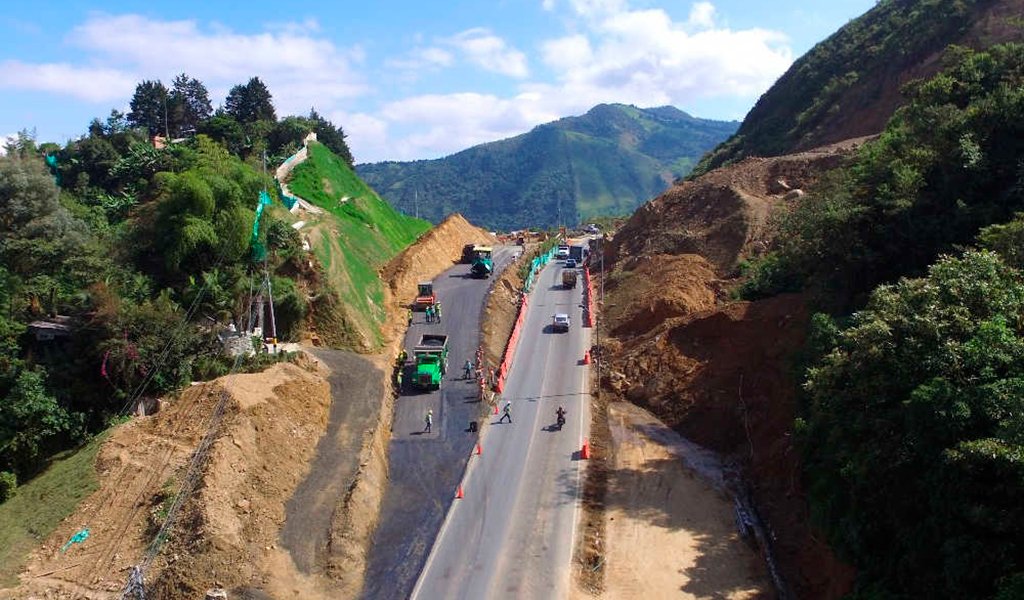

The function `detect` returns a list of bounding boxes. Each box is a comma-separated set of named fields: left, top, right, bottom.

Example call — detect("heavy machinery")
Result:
left=413, top=334, right=449, bottom=390
left=470, top=245, right=494, bottom=278
left=414, top=281, right=436, bottom=310
left=561, top=268, right=578, bottom=289
left=461, top=243, right=477, bottom=264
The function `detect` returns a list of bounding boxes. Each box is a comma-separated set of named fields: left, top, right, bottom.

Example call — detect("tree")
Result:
left=224, top=77, right=276, bottom=125
left=198, top=112, right=246, bottom=155
left=802, top=250, right=1024, bottom=598
left=308, top=108, right=354, bottom=166
left=128, top=80, right=169, bottom=137
left=0, top=367, right=80, bottom=478
left=168, top=73, right=212, bottom=137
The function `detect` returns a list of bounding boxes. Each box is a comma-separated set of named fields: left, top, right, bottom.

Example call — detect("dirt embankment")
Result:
left=599, top=140, right=866, bottom=599
left=9, top=359, right=334, bottom=599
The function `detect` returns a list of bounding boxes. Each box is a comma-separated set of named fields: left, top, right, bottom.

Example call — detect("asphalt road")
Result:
left=410, top=260, right=591, bottom=599
left=361, top=247, right=518, bottom=600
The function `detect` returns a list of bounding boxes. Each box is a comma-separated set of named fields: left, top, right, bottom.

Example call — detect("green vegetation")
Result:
left=357, top=104, right=737, bottom=230
left=692, top=0, right=998, bottom=176
left=734, top=44, right=1024, bottom=597
left=0, top=432, right=108, bottom=586
left=0, top=71, right=414, bottom=508
left=290, top=142, right=429, bottom=348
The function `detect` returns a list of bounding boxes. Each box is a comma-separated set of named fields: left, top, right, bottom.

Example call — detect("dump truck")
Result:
left=470, top=245, right=494, bottom=278
left=413, top=334, right=449, bottom=390
left=568, top=245, right=585, bottom=263
left=461, top=243, right=477, bottom=264
left=561, top=268, right=578, bottom=289
left=414, top=281, right=436, bottom=310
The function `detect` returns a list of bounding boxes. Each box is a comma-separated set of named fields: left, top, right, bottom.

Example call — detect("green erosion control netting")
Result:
left=523, top=248, right=555, bottom=293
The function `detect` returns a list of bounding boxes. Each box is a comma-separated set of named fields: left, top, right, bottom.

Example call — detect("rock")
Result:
left=783, top=188, right=805, bottom=201
left=236, top=498, right=250, bottom=511
left=205, top=589, right=228, bottom=600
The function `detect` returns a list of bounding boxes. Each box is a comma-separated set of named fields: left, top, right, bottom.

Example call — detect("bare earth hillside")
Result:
left=600, top=139, right=870, bottom=599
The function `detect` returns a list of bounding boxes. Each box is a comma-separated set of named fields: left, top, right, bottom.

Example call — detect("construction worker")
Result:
left=407, top=307, right=413, bottom=326
left=425, top=304, right=434, bottom=324
left=396, top=367, right=403, bottom=392
left=498, top=400, right=512, bottom=424
left=434, top=301, right=442, bottom=323
left=463, top=359, right=473, bottom=380
left=425, top=408, right=433, bottom=433
left=397, top=349, right=407, bottom=366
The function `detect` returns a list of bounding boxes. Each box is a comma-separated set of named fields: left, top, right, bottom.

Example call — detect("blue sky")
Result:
left=0, top=1, right=875, bottom=163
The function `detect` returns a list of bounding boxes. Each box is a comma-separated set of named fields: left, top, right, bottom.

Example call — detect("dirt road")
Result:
left=280, top=349, right=383, bottom=574
left=579, top=402, right=771, bottom=599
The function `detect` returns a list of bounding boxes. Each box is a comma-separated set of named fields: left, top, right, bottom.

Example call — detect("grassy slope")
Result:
left=0, top=432, right=108, bottom=586
left=289, top=142, right=430, bottom=348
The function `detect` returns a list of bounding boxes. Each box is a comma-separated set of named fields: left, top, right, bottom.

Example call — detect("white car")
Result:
left=552, top=313, right=570, bottom=332
left=555, top=246, right=570, bottom=260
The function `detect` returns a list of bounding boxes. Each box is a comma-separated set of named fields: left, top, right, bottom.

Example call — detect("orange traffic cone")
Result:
left=580, top=438, right=590, bottom=460
left=455, top=485, right=464, bottom=499
left=475, top=443, right=482, bottom=456
left=583, top=350, right=591, bottom=365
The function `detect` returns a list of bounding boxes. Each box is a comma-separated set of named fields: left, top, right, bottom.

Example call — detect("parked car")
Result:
left=552, top=313, right=570, bottom=332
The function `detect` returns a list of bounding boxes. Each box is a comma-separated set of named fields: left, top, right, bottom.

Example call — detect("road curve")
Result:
left=412, top=260, right=591, bottom=599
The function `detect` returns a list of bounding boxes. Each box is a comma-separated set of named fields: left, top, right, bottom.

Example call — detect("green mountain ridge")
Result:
left=692, top=0, right=1022, bottom=176
left=356, top=104, right=738, bottom=229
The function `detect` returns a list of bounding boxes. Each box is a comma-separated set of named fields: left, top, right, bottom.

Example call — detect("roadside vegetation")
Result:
left=736, top=43, right=1024, bottom=598
left=0, top=74, right=423, bottom=520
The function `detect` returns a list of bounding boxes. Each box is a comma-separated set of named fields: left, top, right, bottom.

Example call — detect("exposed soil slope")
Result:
left=600, top=140, right=868, bottom=598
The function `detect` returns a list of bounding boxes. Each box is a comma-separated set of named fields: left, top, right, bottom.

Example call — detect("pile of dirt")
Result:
left=9, top=359, right=333, bottom=599
left=607, top=137, right=869, bottom=277
left=380, top=213, right=493, bottom=343
left=598, top=139, right=870, bottom=598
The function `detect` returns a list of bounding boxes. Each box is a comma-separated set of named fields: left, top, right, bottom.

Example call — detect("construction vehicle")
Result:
left=561, top=268, right=578, bottom=289
left=461, top=243, right=477, bottom=264
left=568, top=245, right=585, bottom=263
left=413, top=334, right=449, bottom=390
left=414, top=281, right=436, bottom=310
left=470, top=245, right=494, bottom=278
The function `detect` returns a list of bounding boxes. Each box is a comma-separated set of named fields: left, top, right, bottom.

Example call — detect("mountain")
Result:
left=356, top=104, right=738, bottom=230
left=691, top=0, right=1023, bottom=176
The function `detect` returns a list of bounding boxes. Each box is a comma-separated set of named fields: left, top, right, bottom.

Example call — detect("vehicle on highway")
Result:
left=564, top=258, right=577, bottom=269
left=568, top=245, right=585, bottom=263
left=555, top=245, right=570, bottom=260
left=470, top=245, right=494, bottom=278
left=413, top=334, right=449, bottom=390
left=552, top=313, right=570, bottom=332
left=561, top=268, right=577, bottom=289
left=585, top=223, right=600, bottom=234
left=414, top=281, right=436, bottom=310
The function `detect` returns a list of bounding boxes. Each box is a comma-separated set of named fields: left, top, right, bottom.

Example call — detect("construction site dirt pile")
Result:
left=380, top=213, right=492, bottom=339
left=600, top=140, right=867, bottom=598
left=9, top=360, right=336, bottom=599
left=607, top=137, right=870, bottom=276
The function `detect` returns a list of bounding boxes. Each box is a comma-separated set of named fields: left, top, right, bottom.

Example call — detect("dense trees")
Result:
left=168, top=73, right=213, bottom=137
left=224, top=76, right=276, bottom=125
left=801, top=251, right=1024, bottom=598
left=734, top=43, right=1024, bottom=598
left=128, top=80, right=169, bottom=137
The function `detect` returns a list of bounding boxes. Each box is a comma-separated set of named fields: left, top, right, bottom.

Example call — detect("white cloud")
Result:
left=0, top=60, right=136, bottom=102
left=1, top=14, right=368, bottom=115
left=541, top=35, right=593, bottom=72
left=445, top=29, right=529, bottom=78
left=687, top=2, right=716, bottom=29
left=386, top=46, right=454, bottom=71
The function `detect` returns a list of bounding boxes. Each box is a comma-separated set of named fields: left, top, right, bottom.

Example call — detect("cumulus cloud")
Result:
left=687, top=2, right=716, bottom=29
left=445, top=29, right=529, bottom=78
left=1, top=14, right=368, bottom=115
left=0, top=60, right=136, bottom=102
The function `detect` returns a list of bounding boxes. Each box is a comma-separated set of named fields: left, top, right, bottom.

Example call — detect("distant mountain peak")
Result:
left=357, top=103, right=737, bottom=229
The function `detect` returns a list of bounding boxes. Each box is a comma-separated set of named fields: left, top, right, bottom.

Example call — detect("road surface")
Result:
left=361, top=247, right=518, bottom=599
left=411, top=260, right=591, bottom=599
